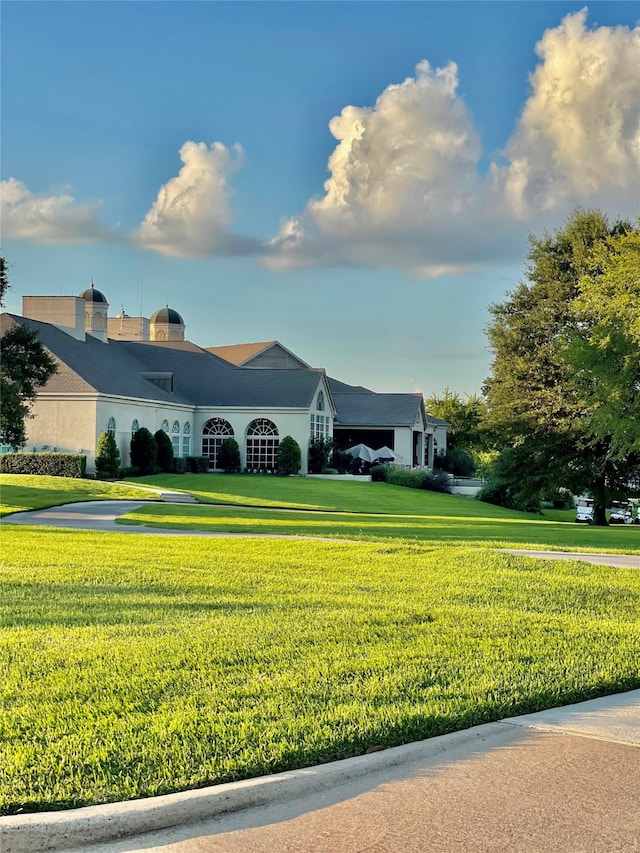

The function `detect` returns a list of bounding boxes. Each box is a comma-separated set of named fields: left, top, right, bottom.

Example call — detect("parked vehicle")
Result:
left=609, top=501, right=634, bottom=524
left=575, top=501, right=594, bottom=524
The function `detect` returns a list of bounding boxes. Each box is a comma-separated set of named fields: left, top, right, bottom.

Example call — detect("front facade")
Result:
left=2, top=284, right=446, bottom=473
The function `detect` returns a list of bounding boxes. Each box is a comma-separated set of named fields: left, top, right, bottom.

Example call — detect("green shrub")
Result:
left=154, top=429, right=174, bottom=474
left=173, top=457, right=187, bottom=474
left=0, top=453, right=86, bottom=478
left=186, top=456, right=210, bottom=473
left=119, top=466, right=141, bottom=478
left=277, top=436, right=301, bottom=476
left=370, top=463, right=451, bottom=493
left=308, top=438, right=334, bottom=474
left=95, top=431, right=120, bottom=479
left=331, top=449, right=354, bottom=474
left=433, top=447, right=476, bottom=477
left=130, top=428, right=157, bottom=476
left=218, top=438, right=241, bottom=473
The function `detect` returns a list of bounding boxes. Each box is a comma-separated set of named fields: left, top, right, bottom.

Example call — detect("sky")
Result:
left=2, top=1, right=638, bottom=398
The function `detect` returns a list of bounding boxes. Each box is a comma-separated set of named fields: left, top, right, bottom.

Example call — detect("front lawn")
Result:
left=2, top=527, right=639, bottom=814
left=0, top=474, right=160, bottom=516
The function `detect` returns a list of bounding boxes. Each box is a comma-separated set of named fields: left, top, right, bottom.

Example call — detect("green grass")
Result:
left=1, top=527, right=639, bottom=815
left=115, top=476, right=640, bottom=553
left=0, top=474, right=160, bottom=516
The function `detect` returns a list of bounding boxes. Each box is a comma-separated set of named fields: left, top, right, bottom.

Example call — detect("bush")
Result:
left=370, top=463, right=452, bottom=493
left=433, top=447, right=476, bottom=477
left=331, top=449, right=354, bottom=474
left=95, top=431, right=120, bottom=479
left=218, top=438, right=241, bottom=473
left=154, top=430, right=174, bottom=474
left=186, top=456, right=209, bottom=473
left=0, top=453, right=86, bottom=478
left=277, top=436, right=301, bottom=476
left=130, top=428, right=157, bottom=476
left=308, top=438, right=334, bottom=474
left=477, top=481, right=540, bottom=513
left=119, top=466, right=141, bottom=478
left=173, top=457, right=187, bottom=474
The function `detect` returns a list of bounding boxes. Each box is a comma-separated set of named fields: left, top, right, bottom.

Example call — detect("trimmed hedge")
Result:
left=173, top=457, right=188, bottom=474
left=186, top=456, right=210, bottom=473
left=370, top=463, right=451, bottom=493
left=0, top=453, right=87, bottom=478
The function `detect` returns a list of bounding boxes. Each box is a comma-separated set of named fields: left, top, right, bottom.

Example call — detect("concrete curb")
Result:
left=3, top=687, right=640, bottom=853
left=0, top=722, right=515, bottom=853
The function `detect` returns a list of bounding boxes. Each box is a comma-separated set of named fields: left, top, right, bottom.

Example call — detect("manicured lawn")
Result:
left=0, top=475, right=160, bottom=516
left=116, top=476, right=640, bottom=554
left=1, top=527, right=639, bottom=814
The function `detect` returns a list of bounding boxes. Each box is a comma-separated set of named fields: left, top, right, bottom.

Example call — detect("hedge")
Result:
left=186, top=456, right=210, bottom=473
left=0, top=453, right=87, bottom=478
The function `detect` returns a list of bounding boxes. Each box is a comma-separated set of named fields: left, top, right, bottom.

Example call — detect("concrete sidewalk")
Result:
left=3, top=690, right=639, bottom=853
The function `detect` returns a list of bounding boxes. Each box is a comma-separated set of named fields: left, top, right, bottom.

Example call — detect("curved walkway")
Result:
left=4, top=500, right=640, bottom=567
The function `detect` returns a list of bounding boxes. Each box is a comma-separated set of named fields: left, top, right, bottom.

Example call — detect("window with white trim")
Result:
left=107, top=417, right=116, bottom=439
left=161, top=419, right=169, bottom=433
left=182, top=422, right=191, bottom=457
left=246, top=418, right=279, bottom=471
left=202, top=418, right=234, bottom=469
left=171, top=420, right=180, bottom=456
left=131, top=419, right=139, bottom=439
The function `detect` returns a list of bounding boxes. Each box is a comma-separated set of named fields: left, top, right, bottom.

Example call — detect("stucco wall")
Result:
left=26, top=396, right=98, bottom=456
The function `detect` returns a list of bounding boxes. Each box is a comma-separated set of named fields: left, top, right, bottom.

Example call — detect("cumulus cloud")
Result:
left=135, top=141, right=260, bottom=258
left=265, top=10, right=640, bottom=274
left=0, top=178, right=114, bottom=244
left=490, top=8, right=640, bottom=217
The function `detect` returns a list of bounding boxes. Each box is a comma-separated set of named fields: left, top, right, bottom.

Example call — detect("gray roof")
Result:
left=3, top=314, right=324, bottom=410
left=332, top=390, right=425, bottom=427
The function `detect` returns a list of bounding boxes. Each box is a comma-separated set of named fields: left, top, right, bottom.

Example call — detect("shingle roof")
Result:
left=206, top=341, right=278, bottom=365
left=2, top=314, right=325, bottom=410
left=332, top=391, right=425, bottom=427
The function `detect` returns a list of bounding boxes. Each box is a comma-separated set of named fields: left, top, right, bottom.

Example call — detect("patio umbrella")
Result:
left=371, top=446, right=403, bottom=462
left=345, top=443, right=375, bottom=462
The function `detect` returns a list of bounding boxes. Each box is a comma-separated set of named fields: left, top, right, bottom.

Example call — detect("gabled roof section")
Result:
left=333, top=391, right=426, bottom=428
left=328, top=377, right=374, bottom=394
left=207, top=341, right=310, bottom=369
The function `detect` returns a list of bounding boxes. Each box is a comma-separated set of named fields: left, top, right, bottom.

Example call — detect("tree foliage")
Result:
left=277, top=435, right=301, bottom=476
left=425, top=388, right=488, bottom=453
left=154, top=429, right=174, bottom=473
left=218, top=437, right=241, bottom=473
left=130, top=427, right=157, bottom=475
left=95, top=431, right=121, bottom=479
left=308, top=437, right=334, bottom=473
left=483, top=209, right=638, bottom=524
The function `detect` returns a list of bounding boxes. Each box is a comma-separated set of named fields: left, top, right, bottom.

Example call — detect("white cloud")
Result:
left=135, top=141, right=260, bottom=258
left=490, top=8, right=640, bottom=217
left=0, top=178, right=113, bottom=244
left=265, top=10, right=640, bottom=274
left=264, top=60, right=491, bottom=273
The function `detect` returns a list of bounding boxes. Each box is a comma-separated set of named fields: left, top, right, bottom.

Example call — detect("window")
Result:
left=107, top=417, right=116, bottom=439
left=310, top=414, right=328, bottom=440
left=171, top=420, right=180, bottom=456
left=317, top=391, right=325, bottom=411
left=202, top=418, right=234, bottom=469
left=246, top=418, right=279, bottom=472
left=161, top=419, right=169, bottom=433
left=183, top=422, right=191, bottom=457
left=131, top=419, right=139, bottom=439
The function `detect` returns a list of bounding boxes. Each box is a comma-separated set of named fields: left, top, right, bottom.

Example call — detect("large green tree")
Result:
left=0, top=257, right=57, bottom=449
left=483, top=210, right=637, bottom=525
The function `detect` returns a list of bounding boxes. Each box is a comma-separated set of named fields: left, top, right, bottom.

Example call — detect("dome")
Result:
left=79, top=283, right=108, bottom=304
left=150, top=306, right=184, bottom=325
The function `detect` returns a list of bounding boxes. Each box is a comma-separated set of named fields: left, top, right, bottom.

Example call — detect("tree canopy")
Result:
left=1, top=258, right=58, bottom=449
left=483, top=209, right=639, bottom=524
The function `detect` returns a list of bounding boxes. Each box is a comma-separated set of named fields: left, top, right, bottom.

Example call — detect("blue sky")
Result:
left=2, top=1, right=638, bottom=397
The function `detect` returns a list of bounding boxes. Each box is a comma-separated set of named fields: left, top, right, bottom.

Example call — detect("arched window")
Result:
left=317, top=391, right=325, bottom=411
left=202, top=418, right=234, bottom=469
left=182, top=422, right=191, bottom=457
left=171, top=420, right=180, bottom=456
left=161, top=419, right=169, bottom=433
left=107, top=417, right=116, bottom=439
left=246, top=418, right=279, bottom=472
left=131, top=419, right=139, bottom=439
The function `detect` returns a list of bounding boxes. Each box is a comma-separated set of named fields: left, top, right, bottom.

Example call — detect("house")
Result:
left=1, top=285, right=447, bottom=473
